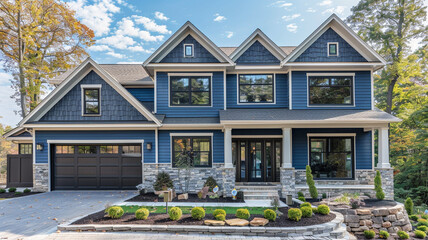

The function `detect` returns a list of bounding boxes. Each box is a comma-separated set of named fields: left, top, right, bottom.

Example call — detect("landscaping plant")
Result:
left=363, top=230, right=375, bottom=239
left=168, top=207, right=182, bottom=221
left=298, top=196, right=306, bottom=202
left=213, top=209, right=226, bottom=219
left=397, top=231, right=410, bottom=239
left=216, top=214, right=226, bottom=221
left=405, top=197, right=414, bottom=215
left=312, top=207, right=318, bottom=214
left=204, top=176, right=217, bottom=192
left=236, top=209, right=250, bottom=220
left=417, top=218, right=428, bottom=227
left=175, top=149, right=194, bottom=193
left=317, top=204, right=330, bottom=215
left=350, top=198, right=365, bottom=209
left=374, top=170, right=385, bottom=200
left=106, top=206, right=124, bottom=219
left=301, top=206, right=313, bottom=218
left=153, top=171, right=174, bottom=191
left=23, top=188, right=31, bottom=193
left=288, top=208, right=302, bottom=221
left=379, top=230, right=390, bottom=239
left=264, top=209, right=276, bottom=221
left=306, top=165, right=318, bottom=199
left=421, top=214, right=428, bottom=220
left=300, top=202, right=311, bottom=208
left=0, top=189, right=6, bottom=193
left=8, top=187, right=16, bottom=193
left=322, top=193, right=327, bottom=199
left=14, top=192, right=22, bottom=195
left=417, top=225, right=428, bottom=232
left=414, top=230, right=427, bottom=239
left=191, top=207, right=205, bottom=220
left=135, top=208, right=150, bottom=220
left=410, top=215, right=419, bottom=221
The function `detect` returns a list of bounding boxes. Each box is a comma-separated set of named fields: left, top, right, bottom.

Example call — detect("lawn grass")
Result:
left=118, top=205, right=270, bottom=215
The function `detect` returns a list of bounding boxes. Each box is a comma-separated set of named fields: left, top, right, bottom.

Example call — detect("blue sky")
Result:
left=0, top=0, right=425, bottom=127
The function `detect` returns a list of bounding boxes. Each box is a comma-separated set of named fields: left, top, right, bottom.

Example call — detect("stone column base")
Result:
left=280, top=167, right=295, bottom=198
left=375, top=168, right=394, bottom=200
left=33, top=164, right=49, bottom=192
left=221, top=167, right=235, bottom=197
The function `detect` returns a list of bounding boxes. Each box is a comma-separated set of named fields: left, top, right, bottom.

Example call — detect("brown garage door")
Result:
left=52, top=144, right=142, bottom=190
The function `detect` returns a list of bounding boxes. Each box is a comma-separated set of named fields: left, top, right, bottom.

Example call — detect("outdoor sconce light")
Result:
left=36, top=143, right=44, bottom=151
left=146, top=142, right=152, bottom=150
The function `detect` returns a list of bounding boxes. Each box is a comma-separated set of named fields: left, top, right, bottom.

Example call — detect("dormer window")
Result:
left=81, top=84, right=101, bottom=116
left=184, top=44, right=194, bottom=57
left=328, top=42, right=338, bottom=56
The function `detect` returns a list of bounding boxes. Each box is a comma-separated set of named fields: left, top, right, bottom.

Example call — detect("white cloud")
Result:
left=106, top=51, right=125, bottom=59
left=214, top=14, right=226, bottom=22
left=270, top=1, right=293, bottom=9
left=322, top=6, right=345, bottom=15
left=133, top=15, right=171, bottom=34
left=67, top=0, right=120, bottom=37
left=306, top=8, right=316, bottom=13
left=88, top=45, right=112, bottom=52
left=155, top=11, right=169, bottom=21
left=116, top=17, right=164, bottom=42
left=0, top=72, right=13, bottom=85
left=286, top=23, right=298, bottom=33
left=127, top=45, right=153, bottom=53
left=226, top=31, right=234, bottom=38
left=319, top=0, right=332, bottom=6
left=98, top=35, right=136, bottom=49
left=282, top=14, right=301, bottom=21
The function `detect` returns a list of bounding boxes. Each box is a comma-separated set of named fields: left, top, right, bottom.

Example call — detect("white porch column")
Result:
left=282, top=128, right=292, bottom=168
left=224, top=127, right=233, bottom=168
left=377, top=127, right=391, bottom=168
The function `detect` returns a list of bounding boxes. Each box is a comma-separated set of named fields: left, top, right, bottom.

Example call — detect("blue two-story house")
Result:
left=5, top=14, right=399, bottom=200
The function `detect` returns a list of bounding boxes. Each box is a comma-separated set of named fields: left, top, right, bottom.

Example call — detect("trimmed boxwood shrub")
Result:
left=216, top=214, right=226, bottom=221
left=23, top=188, right=31, bottom=193
left=405, top=197, right=414, bottom=215
left=417, top=225, right=428, bottom=232
left=410, top=215, right=419, bottom=221
left=397, top=231, right=409, bottom=239
left=213, top=209, right=226, bottom=219
left=379, top=230, right=389, bottom=239
left=288, top=208, right=302, bottom=221
left=317, top=204, right=330, bottom=215
left=300, top=202, right=311, bottom=208
left=169, top=207, right=182, bottom=221
left=191, top=207, right=205, bottom=220
left=301, top=206, right=313, bottom=218
left=312, top=207, right=318, bottom=214
left=135, top=208, right=150, bottom=220
left=364, top=230, right=375, bottom=239
left=415, top=230, right=426, bottom=239
left=0, top=188, right=6, bottom=193
left=106, top=206, right=124, bottom=219
left=14, top=191, right=22, bottom=195
left=8, top=187, right=16, bottom=193
left=297, top=191, right=304, bottom=198
left=374, top=170, right=385, bottom=200
left=417, top=218, right=428, bottom=227
left=236, top=209, right=250, bottom=220
left=264, top=209, right=276, bottom=221
left=298, top=196, right=306, bottom=202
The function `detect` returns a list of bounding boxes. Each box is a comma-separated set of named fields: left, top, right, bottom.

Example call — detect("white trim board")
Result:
left=327, top=42, right=339, bottom=57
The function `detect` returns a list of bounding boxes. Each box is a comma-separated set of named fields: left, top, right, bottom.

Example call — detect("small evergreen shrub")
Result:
left=14, top=191, right=22, bottom=195
left=410, top=215, right=419, bottom=221
left=288, top=208, right=302, bottom=221
left=421, top=214, right=428, bottom=220
left=306, top=165, right=318, bottom=199
left=191, top=207, right=205, bottom=220
left=168, top=207, right=182, bottom=221
left=264, top=209, right=276, bottom=221
left=397, top=231, right=409, bottom=239
left=417, top=218, right=428, bottom=227
left=135, top=208, right=150, bottom=220
left=153, top=171, right=174, bottom=191
left=298, top=196, right=306, bottom=202
left=301, top=206, right=313, bottom=218
left=417, top=225, right=428, bottom=232
left=317, top=204, right=330, bottom=215
left=415, top=230, right=427, bottom=239
left=405, top=197, right=414, bottom=215
left=23, top=188, right=31, bottom=193
left=216, top=214, right=226, bottom=221
left=0, top=188, right=5, bottom=193
left=106, top=206, right=124, bottom=219
left=364, top=230, right=375, bottom=239
left=374, top=170, right=385, bottom=200
left=236, top=209, right=250, bottom=220
left=379, top=230, right=390, bottom=239
left=297, top=191, right=304, bottom=198
left=8, top=187, right=16, bottom=193
left=312, top=207, right=318, bottom=214
left=204, top=177, right=217, bottom=192
left=213, top=209, right=226, bottom=219
left=322, top=193, right=327, bottom=199
left=300, top=202, right=311, bottom=208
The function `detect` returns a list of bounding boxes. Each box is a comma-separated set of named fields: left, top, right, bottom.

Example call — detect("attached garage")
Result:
left=51, top=144, right=143, bottom=190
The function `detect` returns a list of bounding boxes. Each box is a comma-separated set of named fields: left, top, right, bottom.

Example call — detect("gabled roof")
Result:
left=282, top=14, right=386, bottom=66
left=19, top=58, right=161, bottom=126
left=143, top=21, right=234, bottom=66
left=229, top=29, right=287, bottom=62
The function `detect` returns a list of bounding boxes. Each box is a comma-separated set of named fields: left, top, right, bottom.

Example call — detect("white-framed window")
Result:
left=81, top=84, right=102, bottom=116
left=327, top=42, right=339, bottom=56
left=184, top=44, right=194, bottom=57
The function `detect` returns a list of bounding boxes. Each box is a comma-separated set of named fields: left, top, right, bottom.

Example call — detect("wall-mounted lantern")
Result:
left=36, top=143, right=44, bottom=151
left=146, top=142, right=152, bottom=150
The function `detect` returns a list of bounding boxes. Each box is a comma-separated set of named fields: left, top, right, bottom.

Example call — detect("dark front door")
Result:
left=7, top=154, right=33, bottom=188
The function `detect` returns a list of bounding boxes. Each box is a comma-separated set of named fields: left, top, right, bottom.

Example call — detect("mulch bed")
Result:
left=0, top=192, right=42, bottom=199
left=126, top=192, right=244, bottom=203
left=73, top=207, right=336, bottom=227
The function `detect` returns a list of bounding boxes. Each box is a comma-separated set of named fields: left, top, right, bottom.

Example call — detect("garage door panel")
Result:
left=100, top=157, right=119, bottom=165
left=122, top=158, right=141, bottom=165
left=78, top=177, right=98, bottom=186
left=100, top=166, right=119, bottom=176
left=77, top=157, right=97, bottom=165
left=55, top=177, right=75, bottom=187
left=122, top=166, right=141, bottom=176
left=100, top=177, right=120, bottom=187
left=55, top=157, right=75, bottom=165
left=78, top=166, right=97, bottom=176
left=55, top=166, right=75, bottom=176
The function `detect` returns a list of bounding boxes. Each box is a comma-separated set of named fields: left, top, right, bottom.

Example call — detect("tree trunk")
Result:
left=386, top=76, right=398, bottom=114
left=17, top=1, right=27, bottom=118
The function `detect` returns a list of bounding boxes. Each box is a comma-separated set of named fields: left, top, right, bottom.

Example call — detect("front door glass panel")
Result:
left=240, top=142, right=246, bottom=181
left=250, top=141, right=262, bottom=181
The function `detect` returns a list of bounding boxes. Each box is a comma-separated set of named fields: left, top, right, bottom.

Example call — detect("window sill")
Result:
left=82, top=114, right=102, bottom=117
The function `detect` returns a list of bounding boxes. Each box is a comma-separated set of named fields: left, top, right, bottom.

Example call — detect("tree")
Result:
left=306, top=165, right=318, bottom=199
left=0, top=119, right=16, bottom=183
left=0, top=0, right=95, bottom=117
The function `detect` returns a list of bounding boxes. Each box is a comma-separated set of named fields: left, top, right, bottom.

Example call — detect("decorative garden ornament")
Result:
left=232, top=188, right=237, bottom=200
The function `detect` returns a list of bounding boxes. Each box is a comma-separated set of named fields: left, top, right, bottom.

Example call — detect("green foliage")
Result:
left=417, top=218, right=428, bottom=227
left=301, top=206, right=313, bottom=218
left=415, top=230, right=427, bottom=239
left=191, top=207, right=205, bottom=220
left=0, top=189, right=5, bottom=193
left=374, top=171, right=385, bottom=200
left=410, top=215, right=419, bottom=221
left=297, top=192, right=304, bottom=198
left=213, top=209, right=226, bottom=219
left=306, top=165, right=318, bottom=199
left=8, top=187, right=16, bottom=193
left=263, top=209, right=276, bottom=221
left=106, top=206, right=124, bottom=219
left=322, top=193, right=327, bottom=199
left=153, top=171, right=173, bottom=191
left=421, top=214, right=428, bottom=220
left=23, top=188, right=31, bottom=193
left=168, top=207, right=182, bottom=221
left=405, top=197, right=414, bottom=215
left=216, top=214, right=225, bottom=221
left=300, top=202, right=311, bottom=208
left=135, top=208, right=149, bottom=220
left=397, top=231, right=410, bottom=239
left=298, top=196, right=306, bottom=202
left=379, top=230, right=390, bottom=239
left=317, top=204, right=330, bottom=215
left=417, top=225, right=428, bottom=232
left=236, top=209, right=250, bottom=220
left=14, top=191, right=22, bottom=195
left=364, top=230, right=375, bottom=239
left=312, top=207, right=318, bottom=214
left=288, top=208, right=302, bottom=221
left=204, top=177, right=217, bottom=192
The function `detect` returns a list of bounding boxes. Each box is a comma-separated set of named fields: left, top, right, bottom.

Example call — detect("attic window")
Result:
left=328, top=42, right=338, bottom=56
left=81, top=84, right=102, bottom=116
left=184, top=44, right=194, bottom=57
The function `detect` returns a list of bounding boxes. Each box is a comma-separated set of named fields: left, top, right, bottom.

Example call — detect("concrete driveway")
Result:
left=0, top=191, right=136, bottom=240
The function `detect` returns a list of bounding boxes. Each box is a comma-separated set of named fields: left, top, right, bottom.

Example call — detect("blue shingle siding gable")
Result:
left=291, top=71, right=371, bottom=109
left=40, top=71, right=147, bottom=121
left=156, top=72, right=224, bottom=117
left=160, top=35, right=220, bottom=63
left=294, top=28, right=367, bottom=62
left=226, top=73, right=288, bottom=108
left=236, top=40, right=280, bottom=65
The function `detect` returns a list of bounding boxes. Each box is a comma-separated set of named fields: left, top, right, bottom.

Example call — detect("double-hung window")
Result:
left=239, top=74, right=274, bottom=103
left=170, top=76, right=211, bottom=106
left=308, top=75, right=353, bottom=105
left=172, top=136, right=212, bottom=167
left=81, top=85, right=101, bottom=115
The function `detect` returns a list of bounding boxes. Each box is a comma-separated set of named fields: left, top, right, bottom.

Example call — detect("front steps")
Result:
left=235, top=183, right=280, bottom=201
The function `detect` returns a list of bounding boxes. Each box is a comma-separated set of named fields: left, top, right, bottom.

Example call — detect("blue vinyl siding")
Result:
left=291, top=71, right=371, bottom=109
left=40, top=71, right=147, bottom=121
left=226, top=74, right=288, bottom=108
left=160, top=35, right=220, bottom=63
left=35, top=130, right=155, bottom=164
left=127, top=88, right=154, bottom=102
left=158, top=130, right=224, bottom=164
left=294, top=28, right=367, bottom=62
left=292, top=128, right=372, bottom=170
left=236, top=40, right=280, bottom=65
left=156, top=72, right=224, bottom=117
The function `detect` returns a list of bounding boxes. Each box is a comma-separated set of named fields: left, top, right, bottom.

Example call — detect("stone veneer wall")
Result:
left=33, top=164, right=49, bottom=192
left=280, top=168, right=295, bottom=198
left=376, top=168, right=394, bottom=201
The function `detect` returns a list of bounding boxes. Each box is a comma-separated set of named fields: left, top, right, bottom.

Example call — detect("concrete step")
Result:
left=244, top=194, right=279, bottom=200
left=236, top=186, right=279, bottom=191
left=240, top=189, right=280, bottom=194
left=329, top=226, right=347, bottom=239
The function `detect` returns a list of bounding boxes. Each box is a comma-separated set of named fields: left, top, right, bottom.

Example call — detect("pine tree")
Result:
left=306, top=165, right=318, bottom=199
left=374, top=171, right=385, bottom=200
